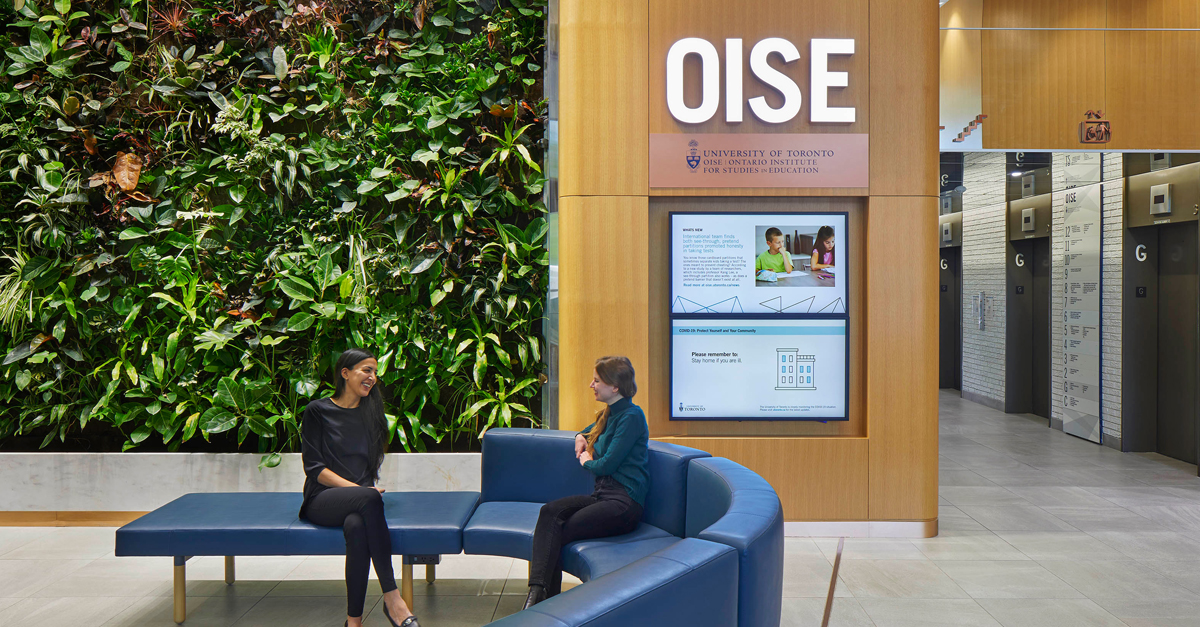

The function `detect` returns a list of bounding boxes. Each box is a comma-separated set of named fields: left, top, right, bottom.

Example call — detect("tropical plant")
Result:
left=0, top=0, right=549, bottom=464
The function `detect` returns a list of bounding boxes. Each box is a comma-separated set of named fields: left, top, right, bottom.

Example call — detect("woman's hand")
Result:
left=578, top=451, right=592, bottom=466
left=575, top=434, right=587, bottom=458
left=375, top=486, right=386, bottom=494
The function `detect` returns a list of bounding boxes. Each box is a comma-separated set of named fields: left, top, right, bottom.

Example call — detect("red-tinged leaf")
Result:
left=81, top=129, right=98, bottom=155
left=15, top=81, right=34, bottom=90
left=489, top=103, right=515, bottom=118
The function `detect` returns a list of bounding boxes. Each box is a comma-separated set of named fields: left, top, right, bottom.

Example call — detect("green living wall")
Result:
left=0, top=0, right=548, bottom=462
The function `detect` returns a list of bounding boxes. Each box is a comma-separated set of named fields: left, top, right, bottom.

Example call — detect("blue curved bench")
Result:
left=115, top=428, right=783, bottom=627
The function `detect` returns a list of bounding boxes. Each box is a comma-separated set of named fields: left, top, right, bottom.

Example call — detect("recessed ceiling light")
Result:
left=1010, top=172, right=1022, bottom=177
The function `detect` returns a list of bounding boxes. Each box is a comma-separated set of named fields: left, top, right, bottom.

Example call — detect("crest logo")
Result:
left=686, top=139, right=701, bottom=171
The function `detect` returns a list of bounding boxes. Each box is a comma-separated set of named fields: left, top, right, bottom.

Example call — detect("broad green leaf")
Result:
left=28, top=28, right=51, bottom=61
left=295, top=376, right=319, bottom=397
left=130, top=424, right=152, bottom=444
left=200, top=407, right=237, bottom=434
left=53, top=0, right=70, bottom=14
left=278, top=277, right=315, bottom=301
left=21, top=256, right=54, bottom=281
left=119, top=227, right=149, bottom=240
left=273, top=46, right=288, bottom=79
left=229, top=184, right=247, bottom=203
left=52, top=318, right=66, bottom=342
left=216, top=377, right=246, bottom=412
left=287, top=312, right=315, bottom=332
left=15, top=369, right=32, bottom=390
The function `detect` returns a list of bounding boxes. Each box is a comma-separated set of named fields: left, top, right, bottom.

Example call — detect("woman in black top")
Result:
left=301, top=348, right=419, bottom=627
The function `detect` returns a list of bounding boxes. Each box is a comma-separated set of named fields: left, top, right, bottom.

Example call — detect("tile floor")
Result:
left=4, top=391, right=1200, bottom=626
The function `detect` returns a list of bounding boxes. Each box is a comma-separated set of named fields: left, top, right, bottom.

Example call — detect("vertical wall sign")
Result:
left=1059, top=182, right=1103, bottom=443
left=1062, top=153, right=1101, bottom=190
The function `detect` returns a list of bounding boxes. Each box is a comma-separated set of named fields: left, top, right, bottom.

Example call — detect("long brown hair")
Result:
left=814, top=226, right=835, bottom=254
left=586, top=356, right=637, bottom=453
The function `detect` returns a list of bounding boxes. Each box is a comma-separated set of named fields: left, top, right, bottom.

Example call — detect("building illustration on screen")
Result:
left=775, top=349, right=816, bottom=390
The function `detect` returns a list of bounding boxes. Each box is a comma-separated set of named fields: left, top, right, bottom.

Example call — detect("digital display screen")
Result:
left=669, top=212, right=850, bottom=421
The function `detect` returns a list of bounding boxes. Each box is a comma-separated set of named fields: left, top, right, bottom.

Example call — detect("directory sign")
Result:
left=1059, top=183, right=1102, bottom=443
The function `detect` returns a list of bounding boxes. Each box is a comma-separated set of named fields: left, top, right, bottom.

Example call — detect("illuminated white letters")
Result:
left=665, top=36, right=855, bottom=125
left=666, top=38, right=721, bottom=124
left=748, top=38, right=802, bottom=124
left=810, top=39, right=855, bottom=123
left=725, top=38, right=743, bottom=123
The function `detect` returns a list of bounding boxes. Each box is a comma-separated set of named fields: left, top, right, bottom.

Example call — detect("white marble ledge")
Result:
left=0, top=452, right=481, bottom=512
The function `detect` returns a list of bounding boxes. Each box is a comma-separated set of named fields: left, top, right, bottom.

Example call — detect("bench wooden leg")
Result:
left=401, top=562, right=413, bottom=610
left=426, top=563, right=435, bottom=584
left=225, top=556, right=235, bottom=585
left=173, top=558, right=186, bottom=624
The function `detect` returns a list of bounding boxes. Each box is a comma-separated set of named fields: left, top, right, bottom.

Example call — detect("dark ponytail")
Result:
left=333, top=348, right=387, bottom=482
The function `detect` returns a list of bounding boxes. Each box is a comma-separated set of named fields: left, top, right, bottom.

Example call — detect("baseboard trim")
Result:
left=961, top=390, right=1004, bottom=411
left=784, top=519, right=938, bottom=538
left=0, top=511, right=146, bottom=526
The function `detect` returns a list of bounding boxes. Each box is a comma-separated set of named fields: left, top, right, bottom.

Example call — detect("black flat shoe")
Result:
left=382, top=602, right=419, bottom=627
left=523, top=584, right=547, bottom=610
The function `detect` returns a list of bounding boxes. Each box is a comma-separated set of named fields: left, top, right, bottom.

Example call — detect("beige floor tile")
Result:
left=994, top=532, right=1127, bottom=561
left=934, top=560, right=1082, bottom=599
left=977, top=598, right=1127, bottom=627
left=1003, top=487, right=1120, bottom=508
left=490, top=592, right=527, bottom=622
left=1145, top=561, right=1200, bottom=596
left=780, top=598, right=875, bottom=627
left=0, top=527, right=52, bottom=558
left=858, top=598, right=1001, bottom=627
left=0, top=558, right=92, bottom=598
left=814, top=538, right=926, bottom=561
left=838, top=560, right=969, bottom=599
left=0, top=595, right=149, bottom=625
left=782, top=554, right=849, bottom=598
left=912, top=533, right=1029, bottom=561
left=103, top=594, right=261, bottom=627
left=232, top=595, right=350, bottom=626
left=188, top=556, right=306, bottom=582
left=1040, top=506, right=1165, bottom=532
left=1039, top=559, right=1194, bottom=600
left=2, top=527, right=116, bottom=560
left=1089, top=531, right=1200, bottom=562
left=956, top=504, right=1077, bottom=532
left=382, top=594, right=502, bottom=627
left=1095, top=597, right=1200, bottom=621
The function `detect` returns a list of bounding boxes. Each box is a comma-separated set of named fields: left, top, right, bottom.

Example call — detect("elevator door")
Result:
left=940, top=247, right=962, bottom=390
left=1158, top=223, right=1198, bottom=464
left=1031, top=238, right=1051, bottom=419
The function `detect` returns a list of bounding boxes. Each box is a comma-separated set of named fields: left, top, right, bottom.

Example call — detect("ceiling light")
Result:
left=1010, top=171, right=1021, bottom=177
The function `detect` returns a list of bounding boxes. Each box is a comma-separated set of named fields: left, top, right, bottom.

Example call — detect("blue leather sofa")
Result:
left=115, top=428, right=783, bottom=626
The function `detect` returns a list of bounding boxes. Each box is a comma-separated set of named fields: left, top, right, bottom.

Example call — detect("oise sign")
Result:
left=666, top=37, right=856, bottom=124
left=651, top=35, right=868, bottom=189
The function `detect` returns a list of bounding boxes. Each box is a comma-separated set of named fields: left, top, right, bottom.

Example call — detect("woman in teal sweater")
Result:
left=524, top=355, right=650, bottom=609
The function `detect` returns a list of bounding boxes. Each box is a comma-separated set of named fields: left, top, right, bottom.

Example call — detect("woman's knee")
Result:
left=343, top=512, right=367, bottom=539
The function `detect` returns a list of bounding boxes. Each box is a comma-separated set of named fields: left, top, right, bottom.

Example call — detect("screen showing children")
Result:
left=671, top=213, right=847, bottom=315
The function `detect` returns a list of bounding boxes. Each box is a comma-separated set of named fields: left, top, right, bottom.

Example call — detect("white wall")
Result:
left=960, top=152, right=1008, bottom=407
left=0, top=452, right=481, bottom=512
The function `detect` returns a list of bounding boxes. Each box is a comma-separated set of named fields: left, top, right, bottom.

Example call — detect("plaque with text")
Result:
left=650, top=133, right=868, bottom=188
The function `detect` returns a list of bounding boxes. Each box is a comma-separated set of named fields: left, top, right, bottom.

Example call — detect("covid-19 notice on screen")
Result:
left=671, top=319, right=848, bottom=420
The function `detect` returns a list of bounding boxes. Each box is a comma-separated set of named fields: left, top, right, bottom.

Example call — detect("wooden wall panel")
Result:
left=558, top=0, right=648, bottom=197
left=656, top=436, right=869, bottom=520
left=646, top=197, right=866, bottom=439
left=866, top=196, right=940, bottom=521
left=870, top=0, right=939, bottom=196
left=557, top=196, right=650, bottom=432
left=980, top=30, right=1105, bottom=150
left=648, top=0, right=869, bottom=137
left=982, top=0, right=1105, bottom=29
left=1104, top=32, right=1200, bottom=150
left=1107, top=0, right=1200, bottom=28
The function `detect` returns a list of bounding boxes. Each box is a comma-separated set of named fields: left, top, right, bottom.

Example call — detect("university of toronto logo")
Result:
left=686, top=139, right=701, bottom=171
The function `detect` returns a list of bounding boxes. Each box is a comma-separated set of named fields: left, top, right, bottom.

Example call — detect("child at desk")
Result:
left=810, top=226, right=835, bottom=272
left=755, top=227, right=794, bottom=276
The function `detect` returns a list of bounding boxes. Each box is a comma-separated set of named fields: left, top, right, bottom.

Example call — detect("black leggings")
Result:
left=305, top=486, right=398, bottom=617
left=528, top=478, right=643, bottom=596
